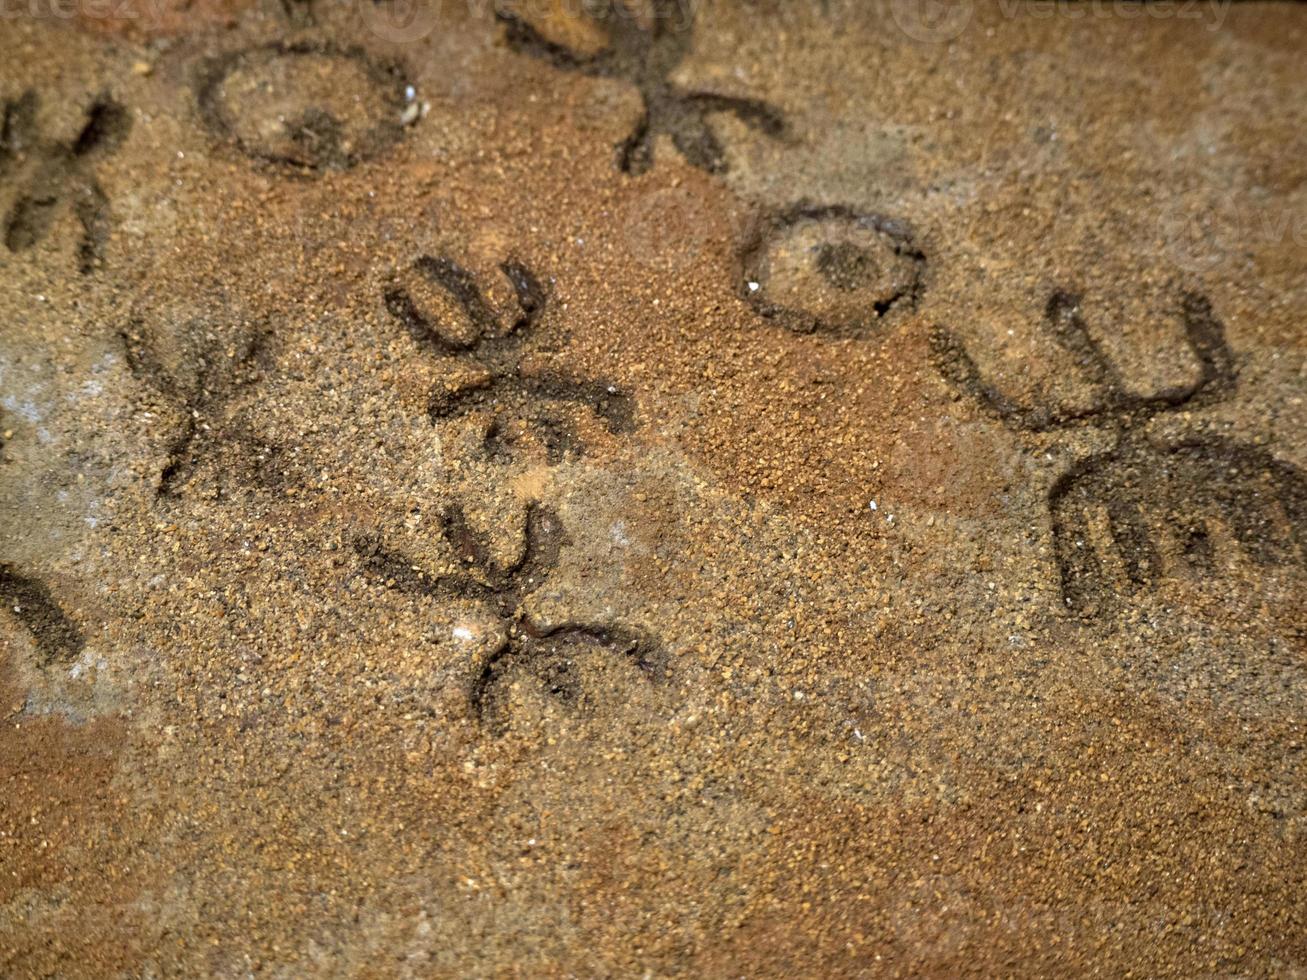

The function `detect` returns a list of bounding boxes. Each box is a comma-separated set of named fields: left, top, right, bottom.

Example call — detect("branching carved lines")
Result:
left=931, top=289, right=1305, bottom=615
left=930, top=291, right=1236, bottom=433
left=355, top=504, right=662, bottom=731
left=1, top=90, right=131, bottom=273
left=119, top=321, right=277, bottom=498
left=385, top=256, right=635, bottom=463
left=356, top=501, right=564, bottom=621
left=497, top=0, right=784, bottom=174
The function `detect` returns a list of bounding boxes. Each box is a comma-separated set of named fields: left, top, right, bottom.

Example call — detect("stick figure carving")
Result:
left=119, top=318, right=281, bottom=499
left=496, top=0, right=785, bottom=174
left=931, top=290, right=1306, bottom=615
left=384, top=255, right=636, bottom=463
left=356, top=502, right=664, bottom=732
left=1, top=90, right=131, bottom=273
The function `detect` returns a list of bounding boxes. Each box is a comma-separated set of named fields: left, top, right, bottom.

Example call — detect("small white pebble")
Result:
left=868, top=500, right=877, bottom=511
left=405, top=85, right=416, bottom=102
left=452, top=626, right=473, bottom=641
left=747, top=281, right=760, bottom=292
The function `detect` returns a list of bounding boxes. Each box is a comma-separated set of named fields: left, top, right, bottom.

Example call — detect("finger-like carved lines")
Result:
left=355, top=504, right=663, bottom=732
left=385, top=256, right=636, bottom=463
left=0, top=564, right=84, bottom=666
left=119, top=322, right=278, bottom=498
left=931, top=290, right=1305, bottom=615
left=931, top=292, right=1237, bottom=433
left=1, top=90, right=131, bottom=273
left=1050, top=439, right=1307, bottom=613
left=497, top=0, right=784, bottom=174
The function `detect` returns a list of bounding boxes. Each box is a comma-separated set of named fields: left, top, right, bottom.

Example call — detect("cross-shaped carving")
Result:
left=497, top=0, right=785, bottom=174
left=1, top=90, right=131, bottom=273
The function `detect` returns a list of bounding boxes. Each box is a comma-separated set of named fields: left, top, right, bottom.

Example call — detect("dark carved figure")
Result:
left=0, top=564, right=84, bottom=666
left=356, top=503, right=663, bottom=731
left=931, top=290, right=1306, bottom=614
left=384, top=255, right=635, bottom=463
left=119, top=319, right=280, bottom=499
left=497, top=0, right=785, bottom=174
left=1, top=90, right=131, bottom=273
left=740, top=203, right=926, bottom=337
left=195, top=42, right=409, bottom=174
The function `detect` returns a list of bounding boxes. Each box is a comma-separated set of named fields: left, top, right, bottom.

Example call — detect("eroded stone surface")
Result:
left=1, top=4, right=1305, bottom=976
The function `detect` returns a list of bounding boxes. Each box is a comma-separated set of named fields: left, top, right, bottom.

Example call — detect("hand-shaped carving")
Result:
left=1, top=90, right=130, bottom=273
left=384, top=255, right=635, bottom=463
left=1047, top=436, right=1306, bottom=613
left=932, top=291, right=1305, bottom=615
left=496, top=0, right=785, bottom=174
left=356, top=503, right=663, bottom=732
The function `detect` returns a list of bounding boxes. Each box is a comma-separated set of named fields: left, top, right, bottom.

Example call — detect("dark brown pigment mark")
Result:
left=739, top=203, right=926, bottom=337
left=932, top=291, right=1306, bottom=616
left=355, top=504, right=663, bottom=732
left=384, top=255, right=636, bottom=463
left=195, top=41, right=409, bottom=175
left=497, top=0, right=785, bottom=174
left=1, top=90, right=130, bottom=273
left=279, top=0, right=316, bottom=27
left=119, top=320, right=280, bottom=499
left=0, top=565, right=84, bottom=666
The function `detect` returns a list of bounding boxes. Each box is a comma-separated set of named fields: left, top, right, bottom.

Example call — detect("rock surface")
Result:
left=1, top=1, right=1305, bottom=975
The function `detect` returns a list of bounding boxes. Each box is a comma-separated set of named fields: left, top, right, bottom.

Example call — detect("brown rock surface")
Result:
left=1, top=1, right=1304, bottom=975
